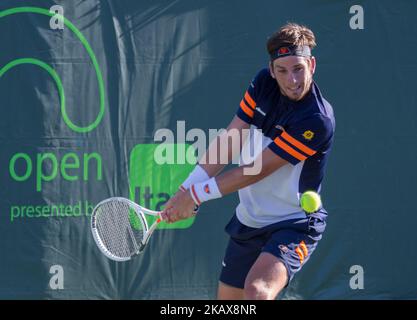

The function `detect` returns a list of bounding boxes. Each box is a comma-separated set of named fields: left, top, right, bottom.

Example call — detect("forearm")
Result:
left=198, top=162, right=226, bottom=179
left=199, top=116, right=250, bottom=177
left=211, top=148, right=289, bottom=197
left=180, top=116, right=251, bottom=197
left=215, top=164, right=267, bottom=196
left=180, top=132, right=229, bottom=189
left=198, top=133, right=238, bottom=177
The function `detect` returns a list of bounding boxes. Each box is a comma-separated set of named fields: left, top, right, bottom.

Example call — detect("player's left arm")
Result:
left=215, top=148, right=287, bottom=196
left=160, top=149, right=287, bottom=223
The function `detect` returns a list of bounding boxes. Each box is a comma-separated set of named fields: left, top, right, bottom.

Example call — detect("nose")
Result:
left=287, top=72, right=297, bottom=84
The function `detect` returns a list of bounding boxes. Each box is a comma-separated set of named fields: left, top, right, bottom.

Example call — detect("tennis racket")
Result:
left=91, top=197, right=163, bottom=261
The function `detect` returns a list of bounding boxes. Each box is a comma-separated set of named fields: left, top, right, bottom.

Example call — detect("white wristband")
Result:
left=189, top=177, right=222, bottom=205
left=180, top=165, right=210, bottom=191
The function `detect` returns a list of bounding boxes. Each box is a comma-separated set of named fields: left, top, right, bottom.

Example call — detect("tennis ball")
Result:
left=300, top=191, right=322, bottom=214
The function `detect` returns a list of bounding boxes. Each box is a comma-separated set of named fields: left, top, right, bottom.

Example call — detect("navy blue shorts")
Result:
left=219, top=211, right=327, bottom=289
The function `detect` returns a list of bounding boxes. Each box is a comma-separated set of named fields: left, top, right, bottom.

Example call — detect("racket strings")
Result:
left=95, top=200, right=145, bottom=259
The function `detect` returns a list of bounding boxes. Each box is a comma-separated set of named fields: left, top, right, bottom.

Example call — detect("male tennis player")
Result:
left=161, top=23, right=335, bottom=300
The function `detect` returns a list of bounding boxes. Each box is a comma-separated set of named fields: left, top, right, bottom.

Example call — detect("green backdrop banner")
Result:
left=0, top=0, right=415, bottom=299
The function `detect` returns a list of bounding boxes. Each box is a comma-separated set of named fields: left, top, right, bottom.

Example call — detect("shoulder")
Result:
left=251, top=67, right=275, bottom=89
left=250, top=67, right=279, bottom=101
left=290, top=87, right=335, bottom=139
left=310, top=83, right=336, bottom=132
left=302, top=114, right=334, bottom=137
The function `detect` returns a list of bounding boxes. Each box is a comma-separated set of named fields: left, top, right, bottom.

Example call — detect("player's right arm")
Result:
left=179, top=69, right=263, bottom=191
left=162, top=116, right=249, bottom=222
left=162, top=70, right=261, bottom=221
left=198, top=115, right=250, bottom=178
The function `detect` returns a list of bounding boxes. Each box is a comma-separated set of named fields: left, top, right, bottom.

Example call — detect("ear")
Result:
left=269, top=61, right=276, bottom=79
left=309, top=56, right=316, bottom=75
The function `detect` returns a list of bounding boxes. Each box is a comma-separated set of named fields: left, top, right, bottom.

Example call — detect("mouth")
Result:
left=287, top=85, right=302, bottom=95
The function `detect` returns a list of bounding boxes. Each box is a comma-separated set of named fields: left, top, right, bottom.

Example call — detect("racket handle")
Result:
left=140, top=216, right=162, bottom=252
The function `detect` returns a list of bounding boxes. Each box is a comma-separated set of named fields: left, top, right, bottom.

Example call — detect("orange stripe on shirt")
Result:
left=299, top=241, right=308, bottom=258
left=273, top=137, right=307, bottom=161
left=281, top=131, right=316, bottom=156
left=244, top=91, right=256, bottom=109
left=295, top=247, right=304, bottom=264
left=281, top=132, right=316, bottom=156
left=240, top=99, right=254, bottom=118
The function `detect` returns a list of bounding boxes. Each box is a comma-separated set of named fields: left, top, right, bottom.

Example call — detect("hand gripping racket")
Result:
left=91, top=197, right=163, bottom=261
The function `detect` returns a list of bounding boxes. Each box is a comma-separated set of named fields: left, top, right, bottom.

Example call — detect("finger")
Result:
left=161, top=207, right=173, bottom=222
left=165, top=208, right=176, bottom=224
left=168, top=210, right=179, bottom=223
left=160, top=211, right=168, bottom=221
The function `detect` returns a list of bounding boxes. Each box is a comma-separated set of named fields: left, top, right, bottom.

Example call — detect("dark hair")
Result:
left=266, top=23, right=316, bottom=56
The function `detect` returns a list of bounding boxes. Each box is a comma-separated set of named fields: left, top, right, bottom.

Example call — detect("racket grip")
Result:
left=140, top=216, right=162, bottom=252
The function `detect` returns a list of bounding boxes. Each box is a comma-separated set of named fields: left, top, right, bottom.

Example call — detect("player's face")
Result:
left=269, top=56, right=316, bottom=101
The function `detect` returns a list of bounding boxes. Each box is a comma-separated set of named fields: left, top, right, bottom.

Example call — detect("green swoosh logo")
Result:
left=0, top=6, right=105, bottom=133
